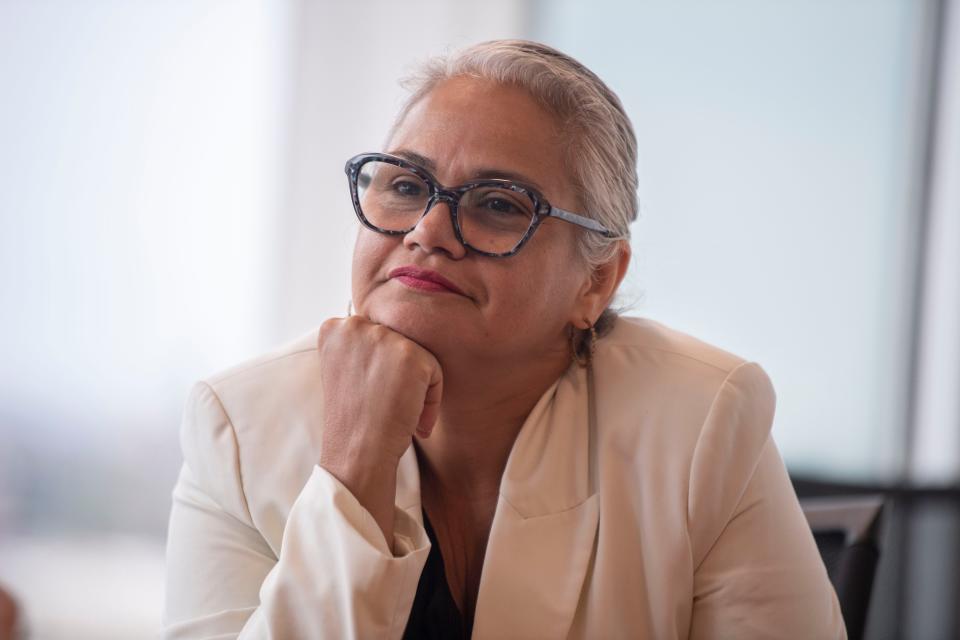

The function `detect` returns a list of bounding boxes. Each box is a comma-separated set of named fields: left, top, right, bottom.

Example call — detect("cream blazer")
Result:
left=163, top=317, right=846, bottom=639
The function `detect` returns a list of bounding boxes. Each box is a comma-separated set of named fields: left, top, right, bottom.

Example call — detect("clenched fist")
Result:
left=316, top=315, right=443, bottom=544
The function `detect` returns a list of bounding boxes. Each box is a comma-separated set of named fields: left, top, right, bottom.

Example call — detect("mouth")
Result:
left=388, top=266, right=467, bottom=296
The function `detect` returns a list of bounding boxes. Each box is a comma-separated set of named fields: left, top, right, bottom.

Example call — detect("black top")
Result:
left=402, top=509, right=471, bottom=639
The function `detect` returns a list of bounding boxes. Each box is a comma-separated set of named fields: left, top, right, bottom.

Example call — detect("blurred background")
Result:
left=0, top=0, right=958, bottom=637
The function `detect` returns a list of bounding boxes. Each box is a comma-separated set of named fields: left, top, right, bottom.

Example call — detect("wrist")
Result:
left=319, top=443, right=399, bottom=489
left=320, top=454, right=399, bottom=545
left=321, top=456, right=396, bottom=497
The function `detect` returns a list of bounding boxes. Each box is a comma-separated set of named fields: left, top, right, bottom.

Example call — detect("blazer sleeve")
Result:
left=686, top=362, right=847, bottom=640
left=163, top=382, right=431, bottom=639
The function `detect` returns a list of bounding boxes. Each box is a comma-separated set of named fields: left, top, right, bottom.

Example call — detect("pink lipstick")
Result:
left=388, top=266, right=466, bottom=296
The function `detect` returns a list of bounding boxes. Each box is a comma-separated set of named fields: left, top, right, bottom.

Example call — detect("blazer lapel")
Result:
left=471, top=363, right=600, bottom=639
left=393, top=363, right=599, bottom=638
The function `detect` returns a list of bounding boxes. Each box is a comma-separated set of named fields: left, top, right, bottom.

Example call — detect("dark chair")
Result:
left=800, top=495, right=885, bottom=640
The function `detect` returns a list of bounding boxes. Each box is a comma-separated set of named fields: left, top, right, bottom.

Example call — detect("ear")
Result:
left=571, top=242, right=631, bottom=328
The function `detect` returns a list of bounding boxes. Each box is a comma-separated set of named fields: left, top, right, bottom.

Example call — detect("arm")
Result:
left=162, top=382, right=431, bottom=639
left=687, top=363, right=846, bottom=639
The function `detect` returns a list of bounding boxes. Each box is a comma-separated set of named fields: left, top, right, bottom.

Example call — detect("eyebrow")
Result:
left=388, top=148, right=546, bottom=192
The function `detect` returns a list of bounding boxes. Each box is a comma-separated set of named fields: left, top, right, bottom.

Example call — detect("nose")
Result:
left=402, top=197, right=467, bottom=259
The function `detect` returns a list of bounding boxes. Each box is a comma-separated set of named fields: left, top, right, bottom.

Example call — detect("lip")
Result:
left=388, top=266, right=467, bottom=296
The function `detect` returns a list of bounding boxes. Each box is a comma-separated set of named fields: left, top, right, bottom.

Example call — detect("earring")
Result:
left=571, top=320, right=598, bottom=368
left=346, top=300, right=354, bottom=317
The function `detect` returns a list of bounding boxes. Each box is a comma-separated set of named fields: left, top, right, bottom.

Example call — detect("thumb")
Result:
left=415, top=361, right=443, bottom=438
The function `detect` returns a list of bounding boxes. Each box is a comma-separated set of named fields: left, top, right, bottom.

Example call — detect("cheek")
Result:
left=350, top=229, right=394, bottom=305
left=489, top=242, right=584, bottom=328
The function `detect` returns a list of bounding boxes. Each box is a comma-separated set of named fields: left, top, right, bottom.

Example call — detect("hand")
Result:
left=316, top=315, right=443, bottom=544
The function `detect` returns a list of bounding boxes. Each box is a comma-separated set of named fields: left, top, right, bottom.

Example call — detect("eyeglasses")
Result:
left=344, top=152, right=619, bottom=258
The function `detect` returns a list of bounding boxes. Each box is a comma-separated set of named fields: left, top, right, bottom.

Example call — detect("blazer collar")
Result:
left=395, top=360, right=600, bottom=638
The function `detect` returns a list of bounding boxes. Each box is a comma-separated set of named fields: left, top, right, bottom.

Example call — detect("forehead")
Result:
left=388, top=77, right=570, bottom=196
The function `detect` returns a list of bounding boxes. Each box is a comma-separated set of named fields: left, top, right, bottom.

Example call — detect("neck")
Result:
left=414, top=344, right=572, bottom=502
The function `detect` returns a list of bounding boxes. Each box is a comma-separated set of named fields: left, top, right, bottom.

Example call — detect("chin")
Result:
left=366, top=298, right=464, bottom=355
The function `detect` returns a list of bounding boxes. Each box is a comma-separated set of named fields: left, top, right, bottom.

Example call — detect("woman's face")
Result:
left=351, top=76, right=598, bottom=366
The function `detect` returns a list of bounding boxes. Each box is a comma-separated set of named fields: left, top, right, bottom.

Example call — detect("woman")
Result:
left=164, top=40, right=845, bottom=639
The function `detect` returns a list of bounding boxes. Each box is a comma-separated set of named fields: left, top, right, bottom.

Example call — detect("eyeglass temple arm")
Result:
left=548, top=207, right=620, bottom=238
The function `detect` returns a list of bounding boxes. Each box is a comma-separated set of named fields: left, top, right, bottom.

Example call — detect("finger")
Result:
left=416, top=360, right=443, bottom=437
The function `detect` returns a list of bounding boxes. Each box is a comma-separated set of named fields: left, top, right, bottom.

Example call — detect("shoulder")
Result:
left=593, top=315, right=776, bottom=482
left=183, top=327, right=323, bottom=458
left=593, top=317, right=780, bottom=555
left=596, top=315, right=774, bottom=410
left=195, top=324, right=325, bottom=463
left=180, top=325, right=322, bottom=439
left=600, top=316, right=749, bottom=373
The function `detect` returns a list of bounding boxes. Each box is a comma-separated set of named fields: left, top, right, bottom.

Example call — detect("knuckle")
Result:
left=317, top=318, right=340, bottom=345
left=372, top=324, right=392, bottom=343
left=396, top=338, right=420, bottom=360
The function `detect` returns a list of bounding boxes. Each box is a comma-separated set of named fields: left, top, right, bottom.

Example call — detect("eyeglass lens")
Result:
left=357, top=160, right=536, bottom=254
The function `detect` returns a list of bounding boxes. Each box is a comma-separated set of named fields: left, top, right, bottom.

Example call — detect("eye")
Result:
left=461, top=187, right=535, bottom=228
left=484, top=197, right=519, bottom=213
left=478, top=194, right=532, bottom=217
left=391, top=179, right=424, bottom=197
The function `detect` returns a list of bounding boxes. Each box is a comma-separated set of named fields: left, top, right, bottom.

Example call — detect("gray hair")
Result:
left=389, top=40, right=639, bottom=338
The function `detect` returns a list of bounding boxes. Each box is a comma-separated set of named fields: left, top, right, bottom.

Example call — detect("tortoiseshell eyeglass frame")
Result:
left=344, top=152, right=620, bottom=258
